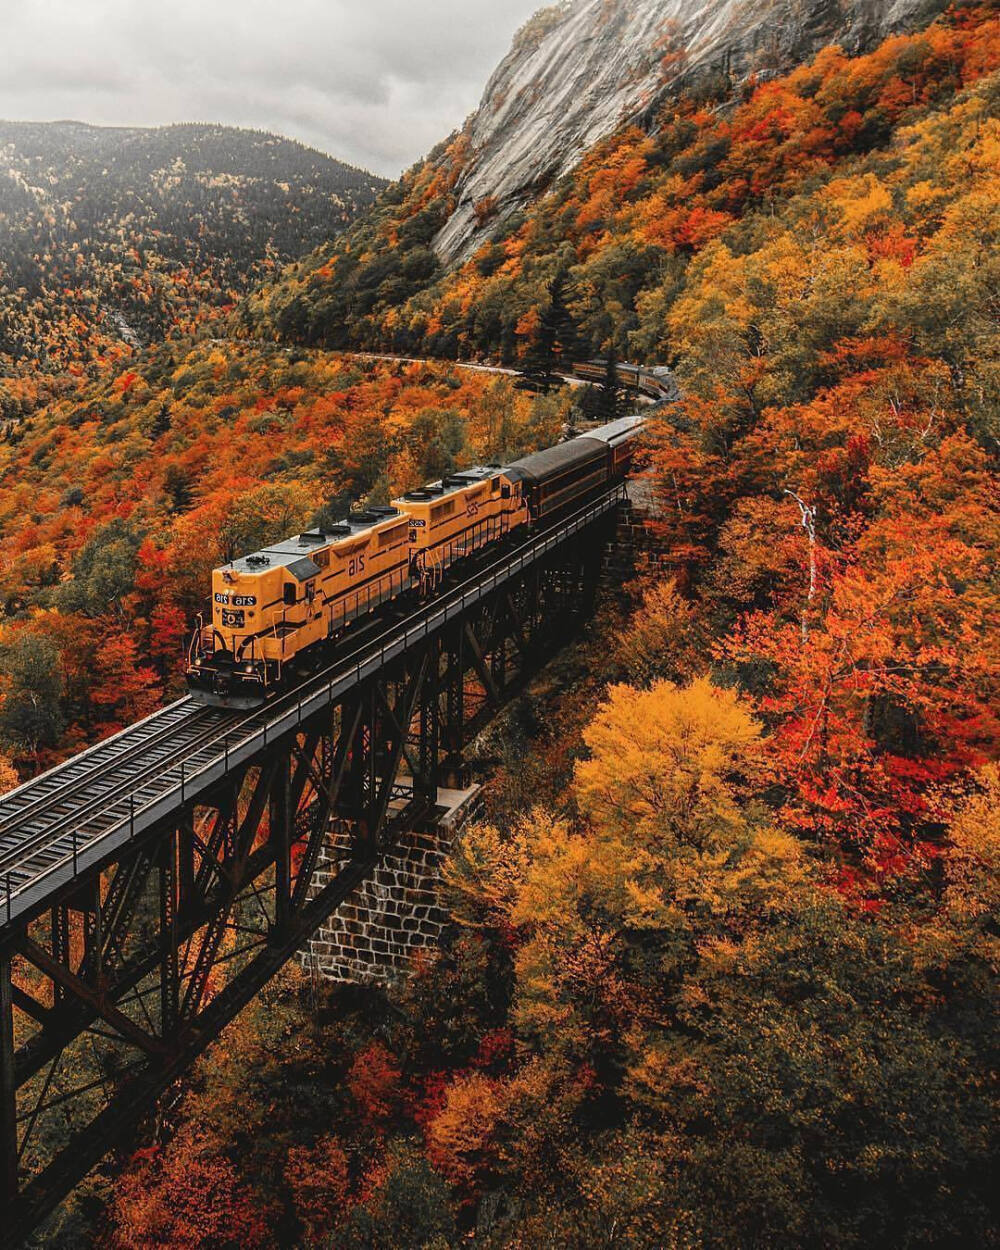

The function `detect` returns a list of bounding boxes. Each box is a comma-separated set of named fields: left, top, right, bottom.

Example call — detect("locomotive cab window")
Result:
left=283, top=584, right=297, bottom=606
left=432, top=499, right=455, bottom=522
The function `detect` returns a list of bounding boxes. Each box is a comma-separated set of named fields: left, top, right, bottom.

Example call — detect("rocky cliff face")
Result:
left=434, top=0, right=946, bottom=264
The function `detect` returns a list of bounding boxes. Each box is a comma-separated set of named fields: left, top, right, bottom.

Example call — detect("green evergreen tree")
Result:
left=523, top=269, right=579, bottom=394
left=0, top=634, right=65, bottom=757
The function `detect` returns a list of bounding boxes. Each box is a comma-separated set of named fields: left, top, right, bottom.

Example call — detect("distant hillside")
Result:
left=0, top=121, right=384, bottom=402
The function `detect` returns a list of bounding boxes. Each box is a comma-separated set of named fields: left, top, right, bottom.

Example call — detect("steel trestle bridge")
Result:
left=0, top=485, right=624, bottom=1247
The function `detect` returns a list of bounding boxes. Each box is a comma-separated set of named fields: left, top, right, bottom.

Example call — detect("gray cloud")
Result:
left=0, top=0, right=543, bottom=174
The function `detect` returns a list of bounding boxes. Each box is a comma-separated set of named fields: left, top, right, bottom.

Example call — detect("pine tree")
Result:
left=523, top=269, right=579, bottom=394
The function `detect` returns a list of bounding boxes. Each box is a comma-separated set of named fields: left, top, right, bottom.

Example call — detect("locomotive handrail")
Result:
left=1, top=485, right=625, bottom=930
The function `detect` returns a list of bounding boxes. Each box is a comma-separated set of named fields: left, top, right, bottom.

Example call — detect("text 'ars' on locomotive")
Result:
left=186, top=416, right=644, bottom=709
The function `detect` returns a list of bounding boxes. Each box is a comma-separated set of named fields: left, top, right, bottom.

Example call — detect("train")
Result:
left=186, top=415, right=644, bottom=708
left=572, top=360, right=679, bottom=404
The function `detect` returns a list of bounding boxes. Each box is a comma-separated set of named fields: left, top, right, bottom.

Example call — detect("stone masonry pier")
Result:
left=302, top=787, right=481, bottom=986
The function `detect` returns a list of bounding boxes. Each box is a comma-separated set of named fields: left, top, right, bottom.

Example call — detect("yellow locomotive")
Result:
left=187, top=416, right=642, bottom=707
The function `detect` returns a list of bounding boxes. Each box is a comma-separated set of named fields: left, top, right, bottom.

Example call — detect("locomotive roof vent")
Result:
left=348, top=511, right=379, bottom=525
left=297, top=531, right=326, bottom=545
left=368, top=506, right=400, bottom=517
left=327, top=524, right=353, bottom=536
left=246, top=555, right=271, bottom=567
left=404, top=490, right=431, bottom=501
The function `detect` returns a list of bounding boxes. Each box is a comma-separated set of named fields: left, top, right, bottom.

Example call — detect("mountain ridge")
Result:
left=0, top=118, right=381, bottom=179
left=434, top=0, right=951, bottom=263
left=0, top=120, right=385, bottom=395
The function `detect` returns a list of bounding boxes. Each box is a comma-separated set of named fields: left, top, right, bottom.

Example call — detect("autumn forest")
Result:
left=0, top=2, right=998, bottom=1248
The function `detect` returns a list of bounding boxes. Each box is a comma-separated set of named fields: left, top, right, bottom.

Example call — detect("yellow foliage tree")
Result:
left=940, top=764, right=1000, bottom=972
left=574, top=676, right=764, bottom=852
left=425, top=1071, right=503, bottom=1192
left=457, top=679, right=816, bottom=1061
left=443, top=817, right=531, bottom=930
left=617, top=577, right=704, bottom=686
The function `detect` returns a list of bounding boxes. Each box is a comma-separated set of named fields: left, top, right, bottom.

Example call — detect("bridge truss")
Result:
left=0, top=488, right=620, bottom=1246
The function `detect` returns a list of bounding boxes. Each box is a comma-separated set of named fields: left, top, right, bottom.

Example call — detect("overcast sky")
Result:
left=0, top=0, right=543, bottom=176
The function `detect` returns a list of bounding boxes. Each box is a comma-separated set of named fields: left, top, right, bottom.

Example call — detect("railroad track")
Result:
left=0, top=700, right=208, bottom=847
left=0, top=702, right=244, bottom=897
left=0, top=613, right=395, bottom=911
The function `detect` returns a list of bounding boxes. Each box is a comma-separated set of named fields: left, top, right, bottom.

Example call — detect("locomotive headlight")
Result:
left=244, top=664, right=255, bottom=674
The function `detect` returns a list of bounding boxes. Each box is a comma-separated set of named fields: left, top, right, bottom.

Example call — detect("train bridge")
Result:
left=0, top=484, right=628, bottom=1247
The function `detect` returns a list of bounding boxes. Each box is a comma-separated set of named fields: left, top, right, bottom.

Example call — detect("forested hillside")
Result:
left=3, top=5, right=998, bottom=1249
left=248, top=3, right=997, bottom=428
left=0, top=122, right=383, bottom=408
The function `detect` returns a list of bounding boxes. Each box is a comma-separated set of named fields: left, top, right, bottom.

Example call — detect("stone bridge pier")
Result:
left=302, top=787, right=481, bottom=985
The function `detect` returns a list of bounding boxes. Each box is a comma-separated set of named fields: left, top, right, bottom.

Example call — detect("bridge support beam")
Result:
left=271, top=757, right=293, bottom=935
left=0, top=494, right=622, bottom=1247
left=159, top=835, right=180, bottom=1046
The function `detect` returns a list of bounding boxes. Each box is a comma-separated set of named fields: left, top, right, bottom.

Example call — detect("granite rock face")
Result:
left=434, top=0, right=945, bottom=265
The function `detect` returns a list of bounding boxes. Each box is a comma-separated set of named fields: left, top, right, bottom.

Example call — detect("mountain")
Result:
left=0, top=122, right=384, bottom=396
left=248, top=0, right=985, bottom=369
left=434, top=0, right=949, bottom=263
